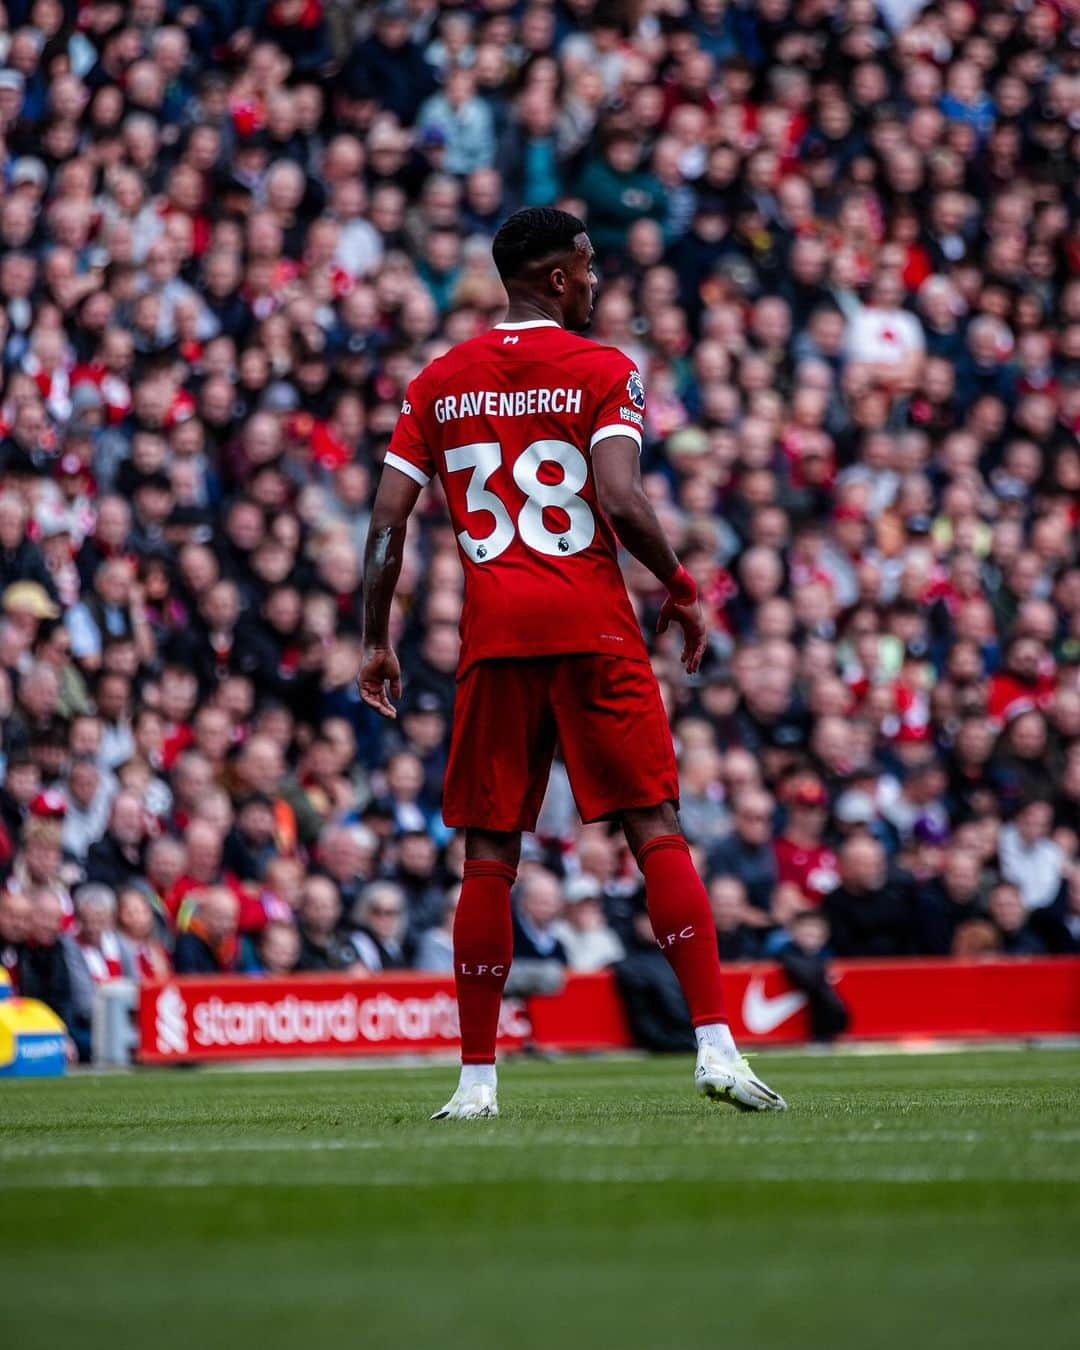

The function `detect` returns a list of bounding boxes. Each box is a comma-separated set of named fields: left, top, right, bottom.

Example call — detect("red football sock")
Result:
left=637, top=834, right=728, bottom=1028
left=453, top=860, right=516, bottom=1065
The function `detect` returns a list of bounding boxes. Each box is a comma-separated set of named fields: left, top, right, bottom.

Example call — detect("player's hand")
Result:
left=357, top=646, right=402, bottom=719
left=656, top=597, right=707, bottom=674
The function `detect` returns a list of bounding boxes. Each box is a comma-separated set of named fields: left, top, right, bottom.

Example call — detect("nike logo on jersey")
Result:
left=741, top=978, right=808, bottom=1035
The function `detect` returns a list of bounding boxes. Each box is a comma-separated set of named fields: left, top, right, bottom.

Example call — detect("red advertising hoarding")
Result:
left=137, top=958, right=1080, bottom=1064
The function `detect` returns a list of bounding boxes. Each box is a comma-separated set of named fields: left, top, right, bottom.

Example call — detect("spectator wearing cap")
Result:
left=774, top=776, right=839, bottom=903
left=391, top=689, right=449, bottom=808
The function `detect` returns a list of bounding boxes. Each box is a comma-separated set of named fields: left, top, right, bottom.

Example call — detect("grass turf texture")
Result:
left=2, top=1049, right=1078, bottom=1350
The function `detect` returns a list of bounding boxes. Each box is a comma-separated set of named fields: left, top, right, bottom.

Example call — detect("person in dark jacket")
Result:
left=708, top=875, right=761, bottom=961
left=1030, top=865, right=1080, bottom=954
left=173, top=886, right=241, bottom=974
left=511, top=869, right=568, bottom=964
left=347, top=882, right=410, bottom=972
left=824, top=835, right=915, bottom=957
left=85, top=790, right=148, bottom=892
left=614, top=903, right=695, bottom=1053
left=912, top=848, right=986, bottom=955
left=222, top=794, right=279, bottom=881
left=343, top=3, right=436, bottom=127
left=986, top=881, right=1046, bottom=956
left=295, top=876, right=360, bottom=971
left=576, top=129, right=667, bottom=253
left=707, top=789, right=778, bottom=912
left=1, top=490, right=58, bottom=599
left=21, top=890, right=74, bottom=1028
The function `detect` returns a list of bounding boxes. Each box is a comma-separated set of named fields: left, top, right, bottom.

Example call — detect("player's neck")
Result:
left=502, top=295, right=565, bottom=328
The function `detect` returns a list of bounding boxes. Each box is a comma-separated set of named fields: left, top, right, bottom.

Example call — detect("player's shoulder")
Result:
left=556, top=333, right=640, bottom=388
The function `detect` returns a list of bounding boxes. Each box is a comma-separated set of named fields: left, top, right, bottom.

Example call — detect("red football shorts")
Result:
left=443, top=653, right=679, bottom=832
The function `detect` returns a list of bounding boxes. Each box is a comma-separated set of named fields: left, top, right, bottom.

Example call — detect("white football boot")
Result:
left=430, top=1083, right=499, bottom=1120
left=695, top=1045, right=788, bottom=1112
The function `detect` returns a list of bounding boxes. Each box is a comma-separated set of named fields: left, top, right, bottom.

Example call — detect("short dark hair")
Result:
left=491, top=207, right=586, bottom=281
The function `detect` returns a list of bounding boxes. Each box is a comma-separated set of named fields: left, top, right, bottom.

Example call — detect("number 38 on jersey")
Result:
left=446, top=438, right=595, bottom=564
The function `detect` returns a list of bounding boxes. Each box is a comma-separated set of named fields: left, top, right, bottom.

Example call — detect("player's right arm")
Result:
left=592, top=435, right=707, bottom=674
left=358, top=384, right=432, bottom=718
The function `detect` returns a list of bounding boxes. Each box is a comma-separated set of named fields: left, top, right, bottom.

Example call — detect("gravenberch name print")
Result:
left=433, top=388, right=584, bottom=423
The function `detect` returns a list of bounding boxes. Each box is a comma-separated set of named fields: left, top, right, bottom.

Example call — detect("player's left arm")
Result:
left=359, top=383, right=433, bottom=718
left=590, top=360, right=706, bottom=674
left=593, top=436, right=707, bottom=674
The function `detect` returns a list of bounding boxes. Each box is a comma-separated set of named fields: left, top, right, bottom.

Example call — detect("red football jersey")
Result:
left=386, top=320, right=651, bottom=674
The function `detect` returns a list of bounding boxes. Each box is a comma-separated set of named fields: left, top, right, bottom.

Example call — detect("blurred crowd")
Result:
left=0, top=0, right=1078, bottom=1057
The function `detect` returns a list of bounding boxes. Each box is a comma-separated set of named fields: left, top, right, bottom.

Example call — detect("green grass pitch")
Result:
left=2, top=1048, right=1078, bottom=1350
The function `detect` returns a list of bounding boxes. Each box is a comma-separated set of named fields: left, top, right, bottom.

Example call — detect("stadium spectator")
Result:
left=986, top=881, right=1046, bottom=957
left=116, top=887, right=172, bottom=982
left=413, top=884, right=458, bottom=973
left=707, top=789, right=778, bottom=911
left=62, top=883, right=133, bottom=1059
left=21, top=889, right=74, bottom=1029
left=551, top=876, right=626, bottom=972
left=512, top=869, right=568, bottom=966
left=708, top=875, right=760, bottom=961
left=247, top=919, right=301, bottom=977
left=913, top=849, right=988, bottom=957
left=348, top=881, right=410, bottom=972
left=999, top=799, right=1067, bottom=911
left=173, top=887, right=241, bottom=976
left=824, top=837, right=914, bottom=958
left=295, top=875, right=361, bottom=972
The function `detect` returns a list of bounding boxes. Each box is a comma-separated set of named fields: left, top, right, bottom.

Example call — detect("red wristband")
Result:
left=665, top=564, right=697, bottom=607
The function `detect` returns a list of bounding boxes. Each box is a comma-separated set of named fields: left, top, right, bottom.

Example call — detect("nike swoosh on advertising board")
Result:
left=741, top=978, right=808, bottom=1035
